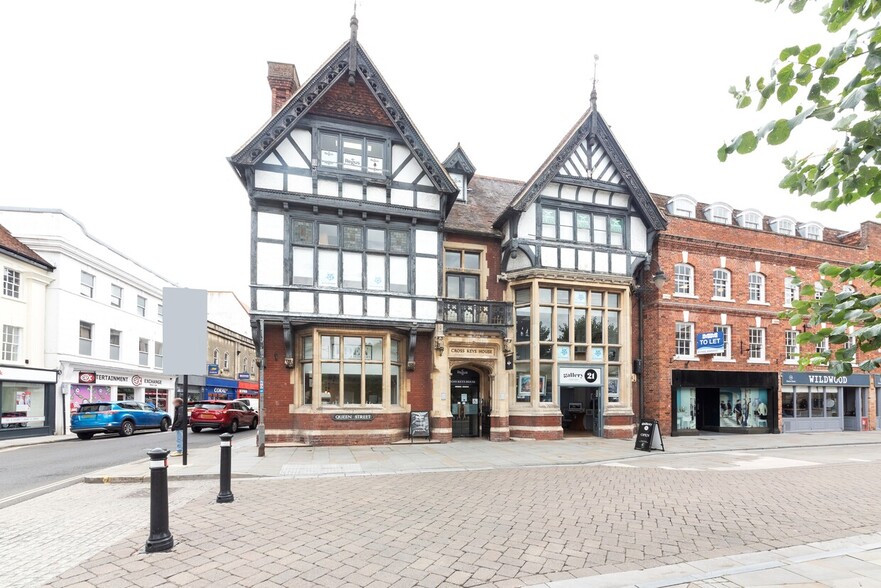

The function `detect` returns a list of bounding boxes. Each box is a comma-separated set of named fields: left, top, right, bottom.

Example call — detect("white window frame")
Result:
left=154, top=341, right=163, bottom=369
left=3, top=268, right=20, bottom=298
left=737, top=211, right=762, bottom=229
left=223, top=351, right=230, bottom=371
left=748, top=327, right=766, bottom=362
left=712, top=268, right=731, bottom=300
left=814, top=282, right=826, bottom=300
left=712, top=325, right=733, bottom=361
left=2, top=324, right=22, bottom=362
left=81, top=271, right=95, bottom=298
left=139, top=338, right=149, bottom=366
left=674, top=322, right=695, bottom=359
left=110, top=329, right=121, bottom=361
left=674, top=263, right=694, bottom=297
left=137, top=295, right=147, bottom=317
left=748, top=272, right=766, bottom=303
left=784, top=330, right=800, bottom=363
left=784, top=277, right=799, bottom=307
left=79, top=321, right=93, bottom=355
left=110, top=284, right=123, bottom=307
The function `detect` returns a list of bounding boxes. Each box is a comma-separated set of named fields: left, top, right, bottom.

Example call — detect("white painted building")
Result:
left=0, top=207, right=177, bottom=435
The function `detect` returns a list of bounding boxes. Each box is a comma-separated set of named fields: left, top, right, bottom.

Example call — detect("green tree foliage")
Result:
left=720, top=0, right=881, bottom=375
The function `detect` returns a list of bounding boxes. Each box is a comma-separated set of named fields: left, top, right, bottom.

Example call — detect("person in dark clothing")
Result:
left=171, top=398, right=185, bottom=456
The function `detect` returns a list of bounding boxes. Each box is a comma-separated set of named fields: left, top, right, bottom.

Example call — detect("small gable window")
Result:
left=704, top=203, right=732, bottom=225
left=771, top=217, right=796, bottom=236
left=737, top=210, right=763, bottom=230
left=799, top=222, right=822, bottom=241
left=667, top=195, right=696, bottom=218
left=319, top=131, right=385, bottom=176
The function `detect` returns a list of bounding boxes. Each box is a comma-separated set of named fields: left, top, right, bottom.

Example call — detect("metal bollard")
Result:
left=145, top=448, right=174, bottom=552
left=217, top=432, right=234, bottom=503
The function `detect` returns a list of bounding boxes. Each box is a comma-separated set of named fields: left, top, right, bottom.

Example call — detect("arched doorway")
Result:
left=450, top=367, right=482, bottom=438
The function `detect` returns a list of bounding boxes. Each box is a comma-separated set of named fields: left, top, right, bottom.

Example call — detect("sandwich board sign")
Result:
left=634, top=419, right=665, bottom=452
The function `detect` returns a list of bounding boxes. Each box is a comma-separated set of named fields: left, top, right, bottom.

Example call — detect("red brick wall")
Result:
left=263, top=324, right=293, bottom=431
left=409, top=333, right=433, bottom=412
left=310, top=76, right=394, bottom=128
left=509, top=414, right=563, bottom=440
left=443, top=234, right=504, bottom=300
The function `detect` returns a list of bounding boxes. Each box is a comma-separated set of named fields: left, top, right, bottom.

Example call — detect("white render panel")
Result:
left=343, top=295, right=363, bottom=316
left=257, top=290, right=284, bottom=312
left=415, top=257, right=438, bottom=296
left=540, top=182, right=559, bottom=198
left=390, top=188, right=412, bottom=207
left=391, top=145, right=410, bottom=170
left=611, top=253, right=627, bottom=274
left=275, top=137, right=304, bottom=167
left=256, top=242, right=283, bottom=285
left=256, top=212, right=283, bottom=240
left=415, top=230, right=438, bottom=255
left=416, top=191, right=440, bottom=211
left=630, top=217, right=648, bottom=253
left=595, top=253, right=609, bottom=273
left=395, top=158, right=423, bottom=183
left=415, top=300, right=436, bottom=320
left=318, top=293, right=340, bottom=315
left=366, top=186, right=385, bottom=203
left=255, top=170, right=284, bottom=191
left=577, top=250, right=592, bottom=271
left=611, top=193, right=629, bottom=208
left=291, top=130, right=311, bottom=163
left=559, top=184, right=577, bottom=201
left=317, top=179, right=338, bottom=197
left=541, top=246, right=558, bottom=268
left=290, top=291, right=314, bottom=312
left=560, top=247, right=575, bottom=269
left=417, top=176, right=433, bottom=187
left=261, top=152, right=281, bottom=166
left=519, top=205, right=537, bottom=239
left=594, top=191, right=611, bottom=206
left=341, top=181, right=362, bottom=199
left=366, top=296, right=385, bottom=317
left=287, top=174, right=312, bottom=194
left=388, top=297, right=411, bottom=319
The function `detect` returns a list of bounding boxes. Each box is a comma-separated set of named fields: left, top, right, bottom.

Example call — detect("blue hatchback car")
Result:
left=71, top=401, right=171, bottom=440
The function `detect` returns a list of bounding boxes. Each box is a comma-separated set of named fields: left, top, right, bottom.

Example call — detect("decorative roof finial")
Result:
left=590, top=54, right=599, bottom=111
left=348, top=4, right=359, bottom=86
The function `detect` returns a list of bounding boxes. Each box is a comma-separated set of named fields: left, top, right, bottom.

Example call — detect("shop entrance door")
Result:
left=451, top=368, right=480, bottom=438
left=561, top=386, right=602, bottom=436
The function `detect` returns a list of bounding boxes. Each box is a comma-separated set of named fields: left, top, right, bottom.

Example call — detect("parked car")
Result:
left=189, top=400, right=258, bottom=433
left=71, top=401, right=171, bottom=440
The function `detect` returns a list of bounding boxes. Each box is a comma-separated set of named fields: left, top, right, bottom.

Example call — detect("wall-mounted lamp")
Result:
left=651, top=270, right=668, bottom=290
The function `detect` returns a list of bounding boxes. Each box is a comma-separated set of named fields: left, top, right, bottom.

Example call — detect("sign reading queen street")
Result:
left=696, top=331, right=724, bottom=355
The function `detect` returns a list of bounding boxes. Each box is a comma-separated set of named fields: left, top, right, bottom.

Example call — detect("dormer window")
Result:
left=452, top=174, right=467, bottom=202
left=319, top=131, right=385, bottom=176
left=770, top=217, right=796, bottom=236
left=799, top=222, right=822, bottom=241
left=704, top=203, right=732, bottom=225
left=667, top=195, right=696, bottom=218
left=737, top=210, right=763, bottom=230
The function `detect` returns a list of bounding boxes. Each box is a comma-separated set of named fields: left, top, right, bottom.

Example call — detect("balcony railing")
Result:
left=440, top=299, right=512, bottom=327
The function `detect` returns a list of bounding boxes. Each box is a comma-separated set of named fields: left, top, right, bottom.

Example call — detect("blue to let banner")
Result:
left=696, top=331, right=724, bottom=355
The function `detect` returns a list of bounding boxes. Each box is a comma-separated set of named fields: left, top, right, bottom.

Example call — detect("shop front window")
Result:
left=0, top=382, right=46, bottom=429
left=307, top=333, right=400, bottom=407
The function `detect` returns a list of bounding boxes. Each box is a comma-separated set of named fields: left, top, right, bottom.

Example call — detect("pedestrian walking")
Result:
left=171, top=398, right=185, bottom=456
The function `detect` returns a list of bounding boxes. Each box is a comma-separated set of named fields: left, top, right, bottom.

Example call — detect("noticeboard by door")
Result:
left=634, top=419, right=665, bottom=452
left=409, top=411, right=430, bottom=442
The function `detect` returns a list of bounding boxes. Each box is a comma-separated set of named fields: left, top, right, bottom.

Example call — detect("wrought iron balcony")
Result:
left=440, top=299, right=513, bottom=328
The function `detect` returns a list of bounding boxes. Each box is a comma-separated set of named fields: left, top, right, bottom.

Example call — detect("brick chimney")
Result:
left=267, top=62, right=300, bottom=115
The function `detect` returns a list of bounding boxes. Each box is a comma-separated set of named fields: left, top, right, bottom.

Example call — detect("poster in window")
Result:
left=517, top=375, right=546, bottom=401
left=607, top=379, right=619, bottom=403
left=719, top=388, right=768, bottom=428
left=676, top=388, right=696, bottom=430
left=574, top=291, right=587, bottom=306
left=343, top=153, right=362, bottom=170
left=321, top=150, right=338, bottom=166
left=557, top=346, right=570, bottom=361
left=591, top=347, right=603, bottom=361
left=367, top=157, right=383, bottom=173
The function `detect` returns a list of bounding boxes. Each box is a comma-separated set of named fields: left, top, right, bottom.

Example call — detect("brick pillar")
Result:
left=267, top=62, right=300, bottom=115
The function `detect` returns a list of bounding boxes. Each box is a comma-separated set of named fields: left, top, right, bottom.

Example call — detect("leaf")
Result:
left=833, top=113, right=857, bottom=130
left=852, top=120, right=874, bottom=138
left=777, top=84, right=798, bottom=103
left=780, top=45, right=801, bottom=61
left=717, top=144, right=729, bottom=162
left=736, top=94, right=753, bottom=109
left=798, top=43, right=822, bottom=64
left=840, top=84, right=870, bottom=110
left=819, top=76, right=840, bottom=92
left=736, top=131, right=758, bottom=154
left=777, top=63, right=796, bottom=84
left=768, top=119, right=792, bottom=144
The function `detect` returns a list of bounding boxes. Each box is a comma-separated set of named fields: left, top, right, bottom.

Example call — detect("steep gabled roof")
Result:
left=446, top=175, right=522, bottom=235
left=229, top=29, right=458, bottom=206
left=443, top=144, right=477, bottom=181
left=0, top=223, right=53, bottom=271
left=493, top=103, right=666, bottom=232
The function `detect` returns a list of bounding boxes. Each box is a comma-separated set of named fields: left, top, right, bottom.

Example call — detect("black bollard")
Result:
left=145, top=448, right=173, bottom=552
left=217, top=432, right=234, bottom=503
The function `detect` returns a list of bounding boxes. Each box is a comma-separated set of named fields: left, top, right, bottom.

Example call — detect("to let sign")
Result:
left=696, top=331, right=724, bottom=355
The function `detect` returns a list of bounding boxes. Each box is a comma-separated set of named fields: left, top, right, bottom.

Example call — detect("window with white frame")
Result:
left=784, top=277, right=799, bottom=306
left=845, top=335, right=857, bottom=363
left=706, top=205, right=732, bottom=224
left=110, top=329, right=121, bottom=361
left=154, top=341, right=163, bottom=369
left=158, top=304, right=163, bottom=322
left=2, top=325, right=22, bottom=361
left=668, top=196, right=696, bottom=218
left=713, top=325, right=731, bottom=359
left=674, top=263, right=694, bottom=295
left=319, top=131, right=385, bottom=175
left=540, top=207, right=625, bottom=247
left=814, top=282, right=826, bottom=300
left=137, top=295, right=147, bottom=317
left=675, top=322, right=694, bottom=357
left=139, top=338, right=149, bottom=366
left=748, top=273, right=766, bottom=302
left=815, top=337, right=830, bottom=354
left=291, top=220, right=410, bottom=293
left=773, top=218, right=795, bottom=236
left=79, top=322, right=93, bottom=355
left=223, top=352, right=230, bottom=371
left=800, top=223, right=822, bottom=240
left=748, top=327, right=765, bottom=360
left=243, top=357, right=250, bottom=373
left=3, top=268, right=20, bottom=298
left=738, top=211, right=762, bottom=229
left=712, top=268, right=731, bottom=299
left=110, top=284, right=122, bottom=307
left=213, top=349, right=219, bottom=367
left=784, top=330, right=800, bottom=362
left=81, top=271, right=95, bottom=298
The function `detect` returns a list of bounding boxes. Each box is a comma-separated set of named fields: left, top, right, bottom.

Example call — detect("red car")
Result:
left=190, top=400, right=258, bottom=433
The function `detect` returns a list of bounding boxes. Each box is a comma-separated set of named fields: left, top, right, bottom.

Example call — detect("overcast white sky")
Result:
left=2, top=0, right=876, bottom=304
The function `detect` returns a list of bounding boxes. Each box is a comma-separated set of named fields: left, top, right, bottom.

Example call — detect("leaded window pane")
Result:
left=342, top=226, right=362, bottom=249
left=292, top=220, right=313, bottom=244
left=389, top=230, right=409, bottom=254
left=610, top=217, right=624, bottom=247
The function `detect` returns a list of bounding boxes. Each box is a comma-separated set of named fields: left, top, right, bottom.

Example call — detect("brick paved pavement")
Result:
left=21, top=460, right=881, bottom=587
